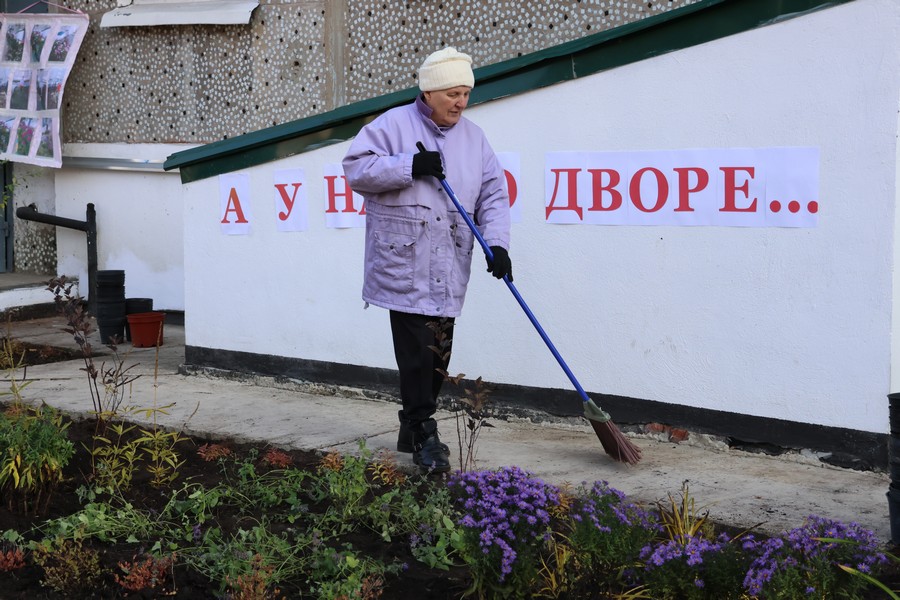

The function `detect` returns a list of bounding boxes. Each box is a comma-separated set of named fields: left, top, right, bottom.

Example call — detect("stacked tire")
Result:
left=95, top=270, right=126, bottom=344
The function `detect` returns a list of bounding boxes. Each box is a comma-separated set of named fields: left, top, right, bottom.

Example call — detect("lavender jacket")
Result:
left=342, top=96, right=510, bottom=317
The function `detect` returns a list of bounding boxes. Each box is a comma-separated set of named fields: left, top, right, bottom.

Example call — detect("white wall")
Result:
left=181, top=0, right=899, bottom=434
left=54, top=144, right=188, bottom=310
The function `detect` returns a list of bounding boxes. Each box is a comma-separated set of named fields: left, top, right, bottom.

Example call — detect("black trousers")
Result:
left=389, top=310, right=455, bottom=428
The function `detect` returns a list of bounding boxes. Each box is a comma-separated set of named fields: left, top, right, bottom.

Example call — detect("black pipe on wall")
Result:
left=15, top=203, right=97, bottom=313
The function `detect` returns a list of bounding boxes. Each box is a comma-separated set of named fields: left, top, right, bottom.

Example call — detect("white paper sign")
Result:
left=273, top=168, right=307, bottom=232
left=497, top=152, right=521, bottom=224
left=545, top=147, right=818, bottom=228
left=323, top=163, right=365, bottom=228
left=219, top=172, right=251, bottom=235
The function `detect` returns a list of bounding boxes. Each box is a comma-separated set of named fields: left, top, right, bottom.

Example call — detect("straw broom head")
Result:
left=584, top=398, right=642, bottom=465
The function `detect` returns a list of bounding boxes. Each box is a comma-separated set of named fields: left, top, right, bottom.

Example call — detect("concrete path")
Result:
left=4, top=315, right=893, bottom=543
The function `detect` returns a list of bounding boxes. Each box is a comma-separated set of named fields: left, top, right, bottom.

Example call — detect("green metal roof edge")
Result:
left=165, top=0, right=852, bottom=183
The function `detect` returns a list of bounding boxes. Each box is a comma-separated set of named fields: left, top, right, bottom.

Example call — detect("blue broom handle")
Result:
left=433, top=173, right=592, bottom=406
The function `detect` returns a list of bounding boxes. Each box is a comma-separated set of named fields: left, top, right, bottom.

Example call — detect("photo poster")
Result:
left=0, top=12, right=88, bottom=168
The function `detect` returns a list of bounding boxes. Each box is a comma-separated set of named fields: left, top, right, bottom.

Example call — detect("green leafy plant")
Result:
left=135, top=421, right=186, bottom=487
left=307, top=540, right=397, bottom=600
left=184, top=523, right=305, bottom=595
left=39, top=494, right=157, bottom=544
left=87, top=420, right=141, bottom=489
left=388, top=483, right=462, bottom=570
left=220, top=448, right=310, bottom=519
left=0, top=403, right=74, bottom=515
left=313, top=443, right=373, bottom=529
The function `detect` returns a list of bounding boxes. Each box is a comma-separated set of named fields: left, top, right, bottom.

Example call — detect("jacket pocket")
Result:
left=452, top=218, right=475, bottom=291
left=372, top=229, right=417, bottom=295
left=453, top=220, right=475, bottom=257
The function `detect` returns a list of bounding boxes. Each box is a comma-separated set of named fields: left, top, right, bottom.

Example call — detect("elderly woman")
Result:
left=342, top=47, right=511, bottom=473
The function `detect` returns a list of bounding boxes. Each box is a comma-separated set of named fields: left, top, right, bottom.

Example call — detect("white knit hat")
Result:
left=418, top=47, right=475, bottom=92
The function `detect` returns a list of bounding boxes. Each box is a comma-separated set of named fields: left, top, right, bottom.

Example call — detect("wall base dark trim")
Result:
left=185, top=345, right=888, bottom=471
left=161, top=310, right=185, bottom=327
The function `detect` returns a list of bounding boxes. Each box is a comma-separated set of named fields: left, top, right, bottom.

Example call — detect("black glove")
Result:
left=486, top=246, right=513, bottom=281
left=412, top=149, right=444, bottom=180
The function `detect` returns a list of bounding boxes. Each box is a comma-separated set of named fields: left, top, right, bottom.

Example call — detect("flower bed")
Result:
left=0, top=408, right=895, bottom=599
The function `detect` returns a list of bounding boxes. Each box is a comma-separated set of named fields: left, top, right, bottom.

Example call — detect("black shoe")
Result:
left=412, top=421, right=450, bottom=473
left=398, top=417, right=449, bottom=454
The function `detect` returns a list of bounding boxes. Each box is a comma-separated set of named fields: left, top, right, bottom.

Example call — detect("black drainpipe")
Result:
left=15, top=203, right=98, bottom=314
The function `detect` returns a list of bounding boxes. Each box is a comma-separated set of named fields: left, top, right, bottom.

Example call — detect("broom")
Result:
left=418, top=143, right=642, bottom=465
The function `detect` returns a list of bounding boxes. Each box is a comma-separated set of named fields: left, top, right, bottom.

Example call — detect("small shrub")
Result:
left=48, top=276, right=140, bottom=430
left=318, top=450, right=344, bottom=472
left=226, top=553, right=284, bottom=600
left=0, top=403, right=74, bottom=514
left=449, top=466, right=560, bottom=596
left=308, top=541, right=395, bottom=600
left=311, top=442, right=377, bottom=530
left=742, top=515, right=888, bottom=599
left=640, top=532, right=751, bottom=600
left=568, top=480, right=660, bottom=572
left=136, top=425, right=186, bottom=487
left=198, top=442, right=232, bottom=461
left=115, top=552, right=175, bottom=593
left=0, top=544, right=24, bottom=572
left=88, top=420, right=141, bottom=490
left=656, top=482, right=712, bottom=543
left=535, top=534, right=578, bottom=599
left=262, top=447, right=293, bottom=469
left=32, top=536, right=102, bottom=594
left=368, top=449, right=406, bottom=487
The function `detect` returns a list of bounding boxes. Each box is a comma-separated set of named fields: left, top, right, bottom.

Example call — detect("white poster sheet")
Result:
left=544, top=147, right=818, bottom=228
left=323, top=163, right=365, bottom=229
left=273, top=168, right=307, bottom=232
left=496, top=152, right=521, bottom=224
left=219, top=172, right=251, bottom=235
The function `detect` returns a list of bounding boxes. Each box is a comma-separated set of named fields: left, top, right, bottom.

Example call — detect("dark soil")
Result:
left=0, top=413, right=472, bottom=599
left=1, top=339, right=82, bottom=367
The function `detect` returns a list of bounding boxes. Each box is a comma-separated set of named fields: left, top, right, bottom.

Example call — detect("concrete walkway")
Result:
left=4, top=314, right=893, bottom=543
